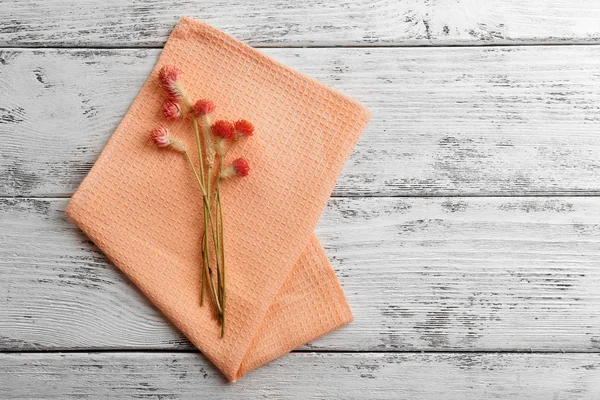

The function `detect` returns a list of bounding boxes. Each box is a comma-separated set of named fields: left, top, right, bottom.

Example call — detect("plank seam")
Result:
left=4, top=194, right=600, bottom=200
left=1, top=350, right=598, bottom=354
left=3, top=42, right=600, bottom=51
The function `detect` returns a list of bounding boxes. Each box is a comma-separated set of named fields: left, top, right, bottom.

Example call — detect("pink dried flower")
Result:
left=159, top=65, right=180, bottom=86
left=221, top=157, right=250, bottom=179
left=234, top=119, right=254, bottom=137
left=158, top=65, right=185, bottom=100
left=151, top=125, right=186, bottom=152
left=151, top=126, right=170, bottom=147
left=212, top=120, right=234, bottom=139
left=162, top=100, right=182, bottom=120
left=193, top=99, right=216, bottom=116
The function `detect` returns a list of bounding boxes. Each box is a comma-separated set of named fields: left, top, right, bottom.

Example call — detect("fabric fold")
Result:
left=66, top=16, right=370, bottom=381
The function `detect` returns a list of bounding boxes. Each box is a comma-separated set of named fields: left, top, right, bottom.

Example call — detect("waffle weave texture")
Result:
left=66, top=17, right=371, bottom=382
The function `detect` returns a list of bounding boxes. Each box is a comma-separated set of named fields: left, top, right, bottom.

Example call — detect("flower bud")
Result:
left=158, top=65, right=185, bottom=100
left=233, top=158, right=250, bottom=176
left=193, top=99, right=216, bottom=116
left=162, top=100, right=182, bottom=120
left=234, top=119, right=254, bottom=137
left=220, top=157, right=250, bottom=179
left=151, top=126, right=185, bottom=152
left=211, top=120, right=234, bottom=139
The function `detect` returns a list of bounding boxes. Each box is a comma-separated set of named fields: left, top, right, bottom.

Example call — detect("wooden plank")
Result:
left=2, top=47, right=600, bottom=197
left=2, top=1, right=600, bottom=47
left=1, top=352, right=599, bottom=398
left=2, top=197, right=600, bottom=351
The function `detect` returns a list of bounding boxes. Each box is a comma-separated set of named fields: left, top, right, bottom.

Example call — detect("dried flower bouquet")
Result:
left=151, top=65, right=254, bottom=337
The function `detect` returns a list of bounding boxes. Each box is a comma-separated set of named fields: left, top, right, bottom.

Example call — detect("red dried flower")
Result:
left=233, top=158, right=250, bottom=177
left=162, top=100, right=182, bottom=120
left=220, top=157, right=250, bottom=179
left=234, top=119, right=254, bottom=137
left=158, top=65, right=185, bottom=100
left=193, top=99, right=216, bottom=116
left=211, top=120, right=234, bottom=139
left=151, top=125, right=185, bottom=152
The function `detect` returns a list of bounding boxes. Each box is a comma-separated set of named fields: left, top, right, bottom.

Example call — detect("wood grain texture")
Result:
left=2, top=0, right=600, bottom=47
left=2, top=46, right=600, bottom=197
left=2, top=352, right=600, bottom=399
left=2, top=197, right=600, bottom=351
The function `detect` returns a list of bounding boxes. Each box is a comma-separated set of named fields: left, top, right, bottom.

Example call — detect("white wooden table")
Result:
left=2, top=1, right=600, bottom=398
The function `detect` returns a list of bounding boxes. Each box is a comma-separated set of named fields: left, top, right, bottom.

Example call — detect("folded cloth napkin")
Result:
left=66, top=16, right=371, bottom=381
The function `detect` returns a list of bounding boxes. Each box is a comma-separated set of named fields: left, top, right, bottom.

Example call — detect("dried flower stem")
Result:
left=191, top=114, right=209, bottom=308
left=202, top=219, right=222, bottom=313
left=213, top=135, right=244, bottom=337
left=191, top=115, right=226, bottom=318
left=183, top=149, right=222, bottom=314
left=216, top=163, right=226, bottom=337
left=200, top=116, right=230, bottom=333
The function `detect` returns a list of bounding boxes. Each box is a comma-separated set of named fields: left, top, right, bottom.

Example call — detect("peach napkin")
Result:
left=66, top=17, right=371, bottom=381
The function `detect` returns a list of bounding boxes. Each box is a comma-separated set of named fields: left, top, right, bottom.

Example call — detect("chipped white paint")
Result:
left=2, top=197, right=600, bottom=352
left=2, top=0, right=600, bottom=47
left=1, top=352, right=600, bottom=399
left=2, top=46, right=600, bottom=196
